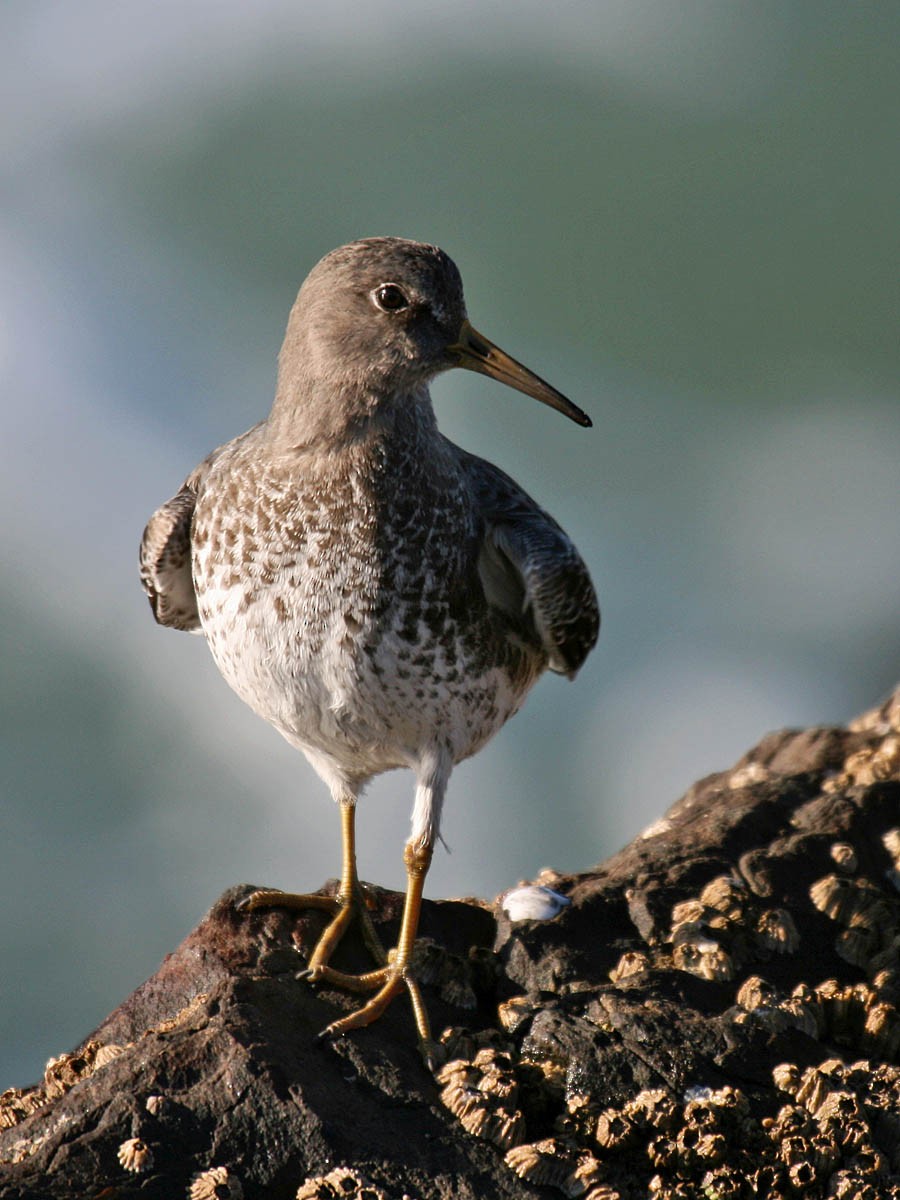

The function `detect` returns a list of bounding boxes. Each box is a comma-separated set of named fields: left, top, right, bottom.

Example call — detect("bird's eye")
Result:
left=373, top=284, right=409, bottom=312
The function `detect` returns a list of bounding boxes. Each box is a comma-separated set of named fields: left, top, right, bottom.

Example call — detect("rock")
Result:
left=3, top=688, right=900, bottom=1198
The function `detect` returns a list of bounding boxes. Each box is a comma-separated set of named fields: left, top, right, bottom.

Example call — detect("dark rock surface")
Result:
left=3, top=689, right=900, bottom=1199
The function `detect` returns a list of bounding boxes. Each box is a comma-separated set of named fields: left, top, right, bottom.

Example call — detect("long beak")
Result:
left=447, top=319, right=591, bottom=428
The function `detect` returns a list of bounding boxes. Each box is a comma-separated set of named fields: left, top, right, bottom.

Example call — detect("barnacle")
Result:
left=698, top=1086, right=748, bottom=1120
left=831, top=842, right=859, bottom=872
left=594, top=1107, right=635, bottom=1151
left=795, top=1067, right=834, bottom=1115
left=864, top=1002, right=900, bottom=1057
left=583, top=1186, right=622, bottom=1200
left=440, top=973, right=477, bottom=1009
left=623, top=1088, right=679, bottom=1133
left=497, top=994, right=540, bottom=1034
left=92, top=1042, right=125, bottom=1070
left=810, top=873, right=861, bottom=922
left=735, top=974, right=778, bottom=1011
left=692, top=1131, right=726, bottom=1165
left=778, top=990, right=820, bottom=1039
left=608, top=950, right=650, bottom=983
left=117, top=1137, right=153, bottom=1173
left=755, top=907, right=800, bottom=953
left=646, top=1134, right=678, bottom=1170
left=746, top=1164, right=784, bottom=1194
left=295, top=1168, right=386, bottom=1199
left=836, top=924, right=879, bottom=967
left=145, top=1094, right=167, bottom=1116
left=786, top=1159, right=818, bottom=1191
left=698, top=875, right=746, bottom=920
left=698, top=1166, right=742, bottom=1198
left=670, top=898, right=705, bottom=928
left=829, top=1168, right=881, bottom=1199
left=189, top=1166, right=243, bottom=1200
left=672, top=933, right=734, bottom=982
left=565, top=1151, right=606, bottom=1197
left=807, top=1129, right=840, bottom=1174
left=848, top=1144, right=890, bottom=1176
left=771, top=1062, right=801, bottom=1095
left=849, top=691, right=900, bottom=734
left=766, top=1103, right=816, bottom=1142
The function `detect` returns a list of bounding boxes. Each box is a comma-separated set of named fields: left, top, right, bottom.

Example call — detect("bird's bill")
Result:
left=447, top=319, right=591, bottom=428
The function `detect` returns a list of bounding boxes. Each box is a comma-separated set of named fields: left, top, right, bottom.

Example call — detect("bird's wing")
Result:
left=139, top=460, right=209, bottom=633
left=459, top=448, right=600, bottom=679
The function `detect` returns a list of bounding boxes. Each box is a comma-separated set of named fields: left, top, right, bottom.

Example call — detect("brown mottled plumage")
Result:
left=140, top=237, right=599, bottom=1063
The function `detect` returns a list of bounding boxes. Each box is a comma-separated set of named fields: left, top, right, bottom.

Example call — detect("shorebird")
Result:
left=140, top=237, right=599, bottom=1063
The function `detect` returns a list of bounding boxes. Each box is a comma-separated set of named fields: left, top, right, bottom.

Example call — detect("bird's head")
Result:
left=272, top=237, right=590, bottom=441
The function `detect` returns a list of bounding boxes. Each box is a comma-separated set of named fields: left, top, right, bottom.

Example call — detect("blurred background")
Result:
left=2, top=1, right=898, bottom=1088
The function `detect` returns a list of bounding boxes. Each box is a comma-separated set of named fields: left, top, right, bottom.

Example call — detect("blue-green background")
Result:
left=2, top=2, right=899, bottom=1087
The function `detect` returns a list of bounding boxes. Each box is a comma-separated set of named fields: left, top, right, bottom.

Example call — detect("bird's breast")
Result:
left=187, top=442, right=534, bottom=767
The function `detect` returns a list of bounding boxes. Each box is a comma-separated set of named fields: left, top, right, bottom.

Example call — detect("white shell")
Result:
left=501, top=885, right=571, bottom=922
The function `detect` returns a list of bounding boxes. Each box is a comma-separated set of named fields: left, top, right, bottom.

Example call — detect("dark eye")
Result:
left=373, top=283, right=409, bottom=312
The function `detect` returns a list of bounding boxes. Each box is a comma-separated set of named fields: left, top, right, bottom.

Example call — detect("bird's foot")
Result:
left=310, top=954, right=440, bottom=1070
left=237, top=882, right=387, bottom=970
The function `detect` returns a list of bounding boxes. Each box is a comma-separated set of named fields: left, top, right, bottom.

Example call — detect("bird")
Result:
left=140, top=237, right=600, bottom=1065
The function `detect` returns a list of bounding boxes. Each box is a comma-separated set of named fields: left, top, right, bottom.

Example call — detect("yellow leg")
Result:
left=317, top=838, right=438, bottom=1067
left=239, top=803, right=441, bottom=1068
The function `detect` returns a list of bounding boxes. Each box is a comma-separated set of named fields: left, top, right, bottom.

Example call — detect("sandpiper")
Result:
left=140, top=237, right=600, bottom=1063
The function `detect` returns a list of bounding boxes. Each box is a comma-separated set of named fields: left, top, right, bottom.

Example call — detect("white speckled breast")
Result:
left=191, top=414, right=542, bottom=788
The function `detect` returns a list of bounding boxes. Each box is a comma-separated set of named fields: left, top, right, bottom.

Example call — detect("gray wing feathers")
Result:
left=463, top=450, right=600, bottom=678
left=139, top=466, right=205, bottom=632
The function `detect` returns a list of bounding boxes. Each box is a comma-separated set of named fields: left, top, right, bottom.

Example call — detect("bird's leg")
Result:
left=239, top=797, right=386, bottom=969
left=315, top=750, right=448, bottom=1067
left=318, top=837, right=436, bottom=1060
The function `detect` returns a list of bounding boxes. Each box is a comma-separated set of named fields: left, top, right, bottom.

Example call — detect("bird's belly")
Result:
left=195, top=561, right=540, bottom=779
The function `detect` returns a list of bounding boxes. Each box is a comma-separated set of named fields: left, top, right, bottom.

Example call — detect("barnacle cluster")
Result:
left=0, top=994, right=212, bottom=1141
left=736, top=972, right=900, bottom=1057
left=0, top=1038, right=124, bottom=1133
left=435, top=1042, right=525, bottom=1150
left=295, top=1166, right=387, bottom=1200
left=666, top=874, right=800, bottom=984
left=766, top=1057, right=900, bottom=1194
left=436, top=1003, right=892, bottom=1199
left=823, top=734, right=900, bottom=792
left=556, top=1075, right=900, bottom=1198
left=810, top=860, right=900, bottom=1007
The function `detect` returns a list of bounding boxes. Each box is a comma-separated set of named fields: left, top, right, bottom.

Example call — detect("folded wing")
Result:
left=461, top=448, right=600, bottom=678
left=139, top=464, right=207, bottom=632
